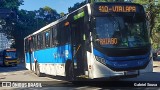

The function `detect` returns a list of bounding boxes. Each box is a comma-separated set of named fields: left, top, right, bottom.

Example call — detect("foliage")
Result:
left=68, top=0, right=118, bottom=13
left=89, top=0, right=124, bottom=3
left=134, top=0, right=160, bottom=49
left=60, top=12, right=65, bottom=17
left=38, top=6, right=60, bottom=24
left=14, top=7, right=60, bottom=57
left=0, top=0, right=60, bottom=58
left=133, top=0, right=148, bottom=5
left=131, top=0, right=160, bottom=49
left=0, top=0, right=23, bottom=10
left=68, top=1, right=86, bottom=13
left=68, top=0, right=127, bottom=13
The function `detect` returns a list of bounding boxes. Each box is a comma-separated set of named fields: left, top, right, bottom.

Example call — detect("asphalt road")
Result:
left=0, top=58, right=160, bottom=89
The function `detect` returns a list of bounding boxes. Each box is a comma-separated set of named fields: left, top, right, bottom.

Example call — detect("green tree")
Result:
left=0, top=0, right=24, bottom=59
left=68, top=1, right=86, bottom=12
left=60, top=12, right=65, bottom=17
left=14, top=6, right=60, bottom=58
left=89, top=0, right=124, bottom=3
left=133, top=0, right=148, bottom=4
left=0, top=0, right=23, bottom=10
left=0, top=0, right=60, bottom=59
left=36, top=6, right=60, bottom=25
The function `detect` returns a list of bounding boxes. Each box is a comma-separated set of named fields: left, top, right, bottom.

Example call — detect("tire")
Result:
left=65, top=60, right=75, bottom=81
left=68, top=62, right=75, bottom=81
left=36, top=63, right=41, bottom=77
left=65, top=60, right=70, bottom=80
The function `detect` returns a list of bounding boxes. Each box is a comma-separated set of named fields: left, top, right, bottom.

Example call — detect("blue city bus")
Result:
left=24, top=2, right=153, bottom=80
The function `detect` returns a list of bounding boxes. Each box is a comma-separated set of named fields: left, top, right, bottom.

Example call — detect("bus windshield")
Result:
left=93, top=13, right=149, bottom=48
left=5, top=51, right=17, bottom=59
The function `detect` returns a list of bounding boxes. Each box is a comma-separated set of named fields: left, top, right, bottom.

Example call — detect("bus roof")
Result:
left=24, top=3, right=90, bottom=40
left=24, top=16, right=68, bottom=39
left=24, top=2, right=142, bottom=40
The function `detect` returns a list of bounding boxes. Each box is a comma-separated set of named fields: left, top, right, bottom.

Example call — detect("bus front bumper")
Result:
left=5, top=60, right=19, bottom=66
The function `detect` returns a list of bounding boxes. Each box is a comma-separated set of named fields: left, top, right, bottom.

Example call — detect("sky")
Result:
left=19, top=0, right=85, bottom=14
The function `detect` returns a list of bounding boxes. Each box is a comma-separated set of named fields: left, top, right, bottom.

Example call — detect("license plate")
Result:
left=125, top=70, right=138, bottom=75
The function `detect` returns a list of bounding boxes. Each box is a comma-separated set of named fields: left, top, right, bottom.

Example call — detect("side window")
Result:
left=37, top=35, right=40, bottom=49
left=45, top=30, right=50, bottom=48
left=62, top=25, right=70, bottom=45
left=61, top=26, right=64, bottom=45
left=32, top=36, right=36, bottom=50
left=25, top=39, right=28, bottom=52
left=28, top=37, right=33, bottom=52
left=61, top=26, right=66, bottom=45
left=39, top=33, right=43, bottom=49
left=52, top=27, right=58, bottom=46
left=41, top=32, right=45, bottom=49
left=34, top=35, right=37, bottom=50
left=57, top=25, right=61, bottom=45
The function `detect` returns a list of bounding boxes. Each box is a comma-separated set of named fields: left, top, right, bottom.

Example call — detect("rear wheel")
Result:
left=65, top=60, right=75, bottom=81
left=68, top=63, right=75, bottom=81
left=36, top=62, right=41, bottom=77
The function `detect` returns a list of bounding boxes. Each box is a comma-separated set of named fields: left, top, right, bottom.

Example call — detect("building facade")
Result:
left=0, top=33, right=12, bottom=50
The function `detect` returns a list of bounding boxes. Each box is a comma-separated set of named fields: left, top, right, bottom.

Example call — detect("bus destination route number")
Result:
left=99, top=5, right=136, bottom=13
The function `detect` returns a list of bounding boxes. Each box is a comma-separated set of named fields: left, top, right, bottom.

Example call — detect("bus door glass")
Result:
left=28, top=37, right=34, bottom=70
left=71, top=15, right=87, bottom=75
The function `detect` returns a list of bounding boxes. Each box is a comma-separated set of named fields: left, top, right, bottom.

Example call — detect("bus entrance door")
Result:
left=71, top=18, right=87, bottom=77
left=28, top=37, right=33, bottom=71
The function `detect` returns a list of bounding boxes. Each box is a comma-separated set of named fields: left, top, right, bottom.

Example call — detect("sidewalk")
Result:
left=153, top=61, right=160, bottom=66
left=153, top=61, right=160, bottom=72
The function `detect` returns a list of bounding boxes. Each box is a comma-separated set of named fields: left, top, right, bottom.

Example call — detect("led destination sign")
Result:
left=99, top=38, right=118, bottom=45
left=99, top=5, right=136, bottom=13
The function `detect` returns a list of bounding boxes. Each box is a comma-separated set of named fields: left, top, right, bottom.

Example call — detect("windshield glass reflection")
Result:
left=93, top=14, right=149, bottom=48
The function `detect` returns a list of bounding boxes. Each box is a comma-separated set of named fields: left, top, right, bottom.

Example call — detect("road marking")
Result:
left=0, top=77, right=6, bottom=79
left=74, top=86, right=102, bottom=90
left=2, top=73, right=8, bottom=76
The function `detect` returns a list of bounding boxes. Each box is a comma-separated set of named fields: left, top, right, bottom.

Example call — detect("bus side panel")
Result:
left=25, top=52, right=31, bottom=70
left=33, top=44, right=72, bottom=76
